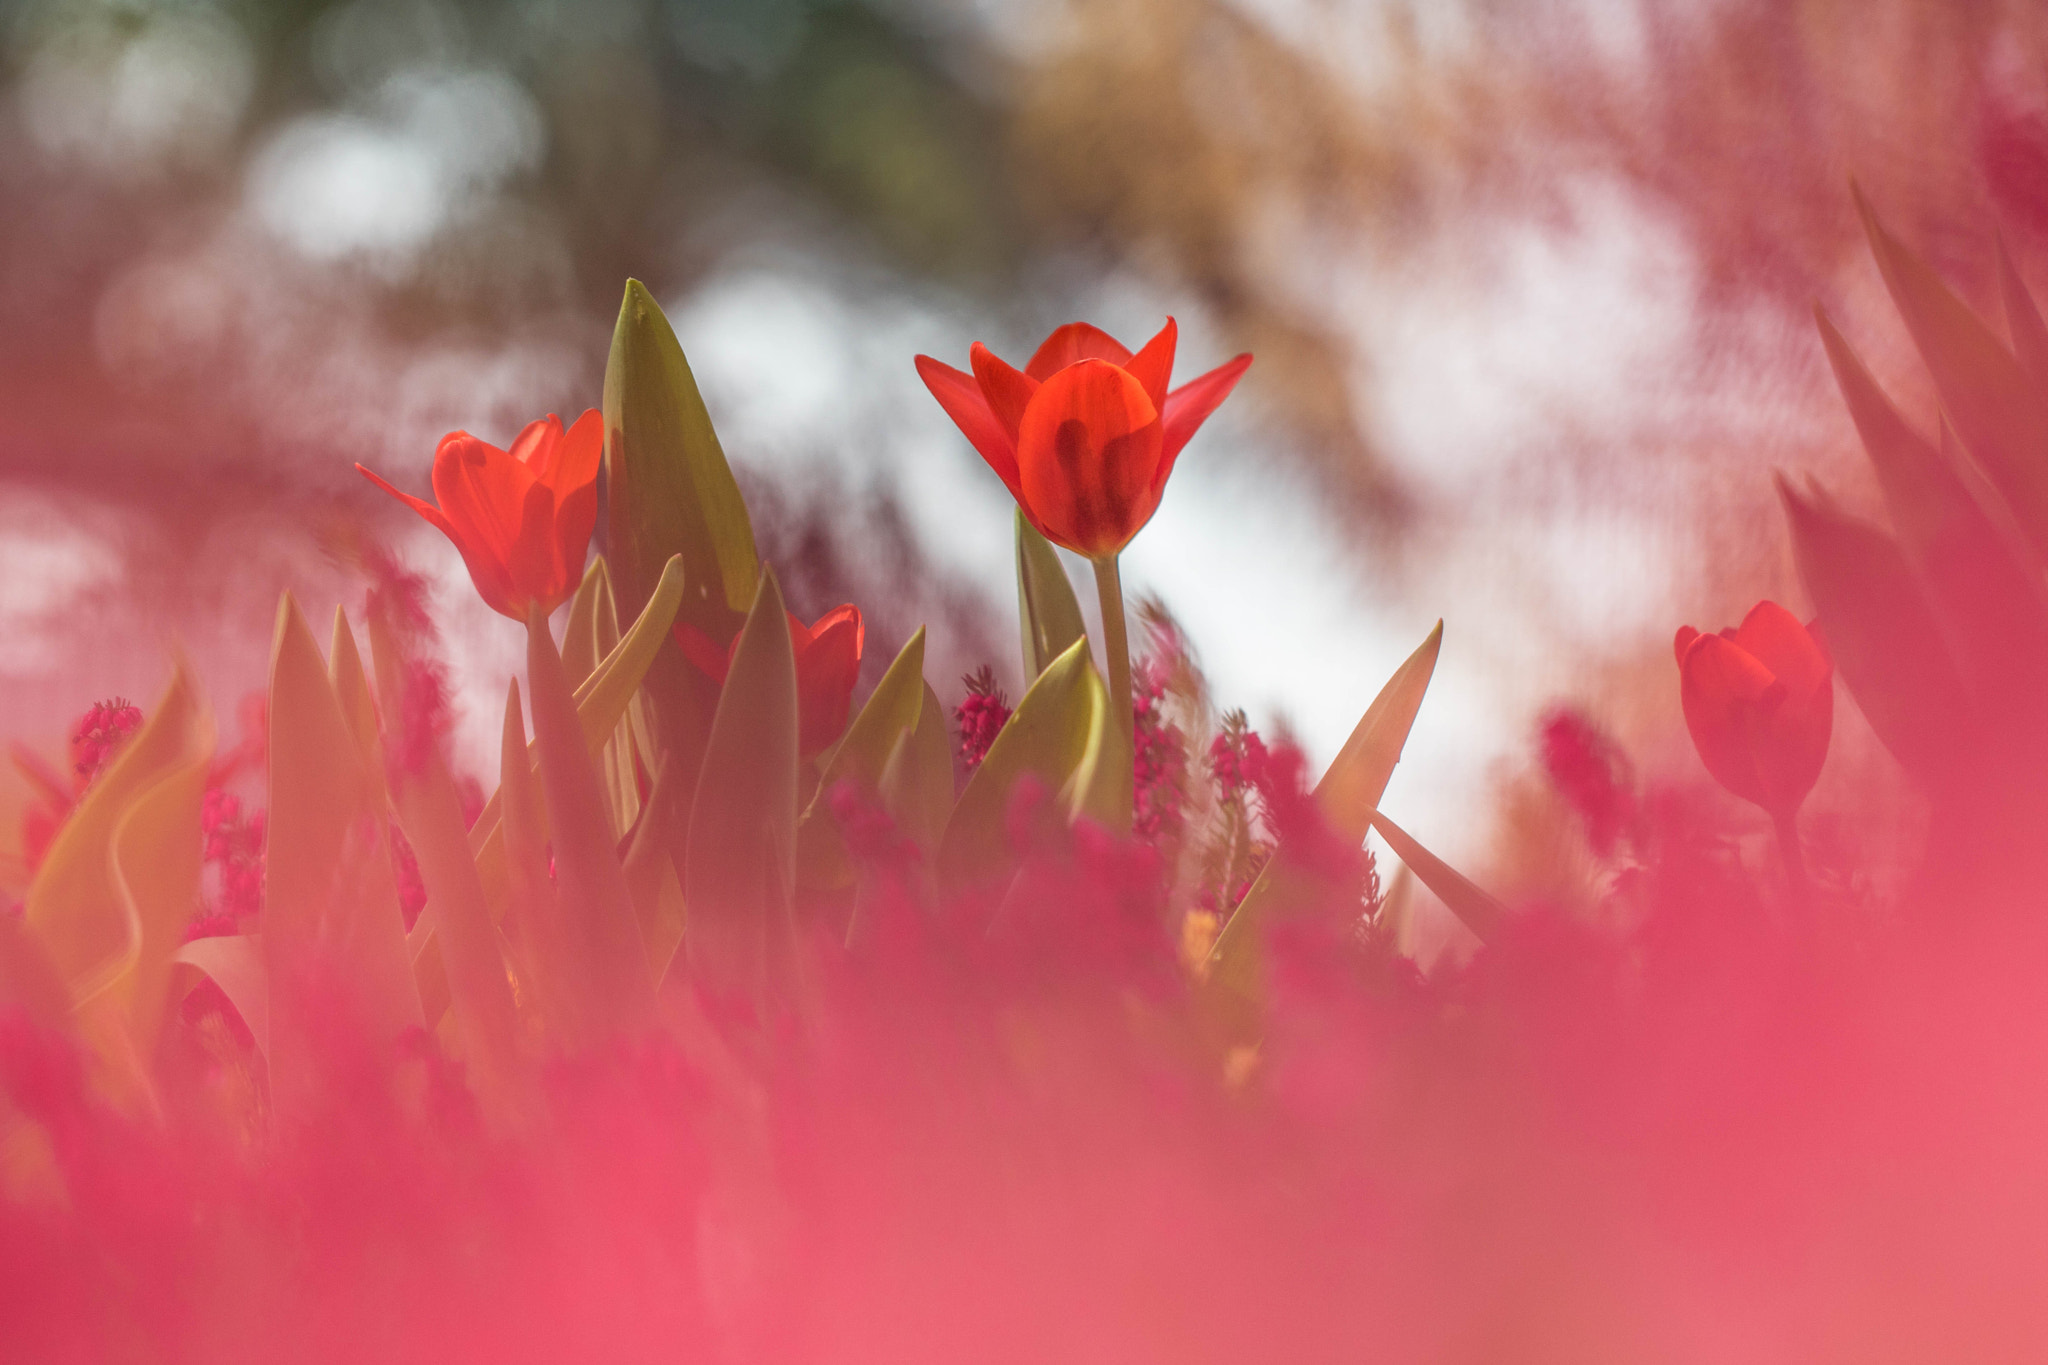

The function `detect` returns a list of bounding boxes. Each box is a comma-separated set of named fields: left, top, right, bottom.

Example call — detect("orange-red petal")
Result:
left=1122, top=318, right=1178, bottom=413
left=1161, top=352, right=1253, bottom=464
left=1729, top=600, right=1831, bottom=698
left=795, top=605, right=863, bottom=756
left=1015, top=359, right=1164, bottom=557
left=969, top=343, right=1039, bottom=443
left=1025, top=322, right=1134, bottom=381
left=916, top=354, right=1024, bottom=499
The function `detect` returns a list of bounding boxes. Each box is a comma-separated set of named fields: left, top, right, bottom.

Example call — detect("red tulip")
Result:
left=1674, top=601, right=1834, bottom=815
left=677, top=605, right=863, bottom=758
left=358, top=411, right=602, bottom=621
left=915, top=320, right=1251, bottom=557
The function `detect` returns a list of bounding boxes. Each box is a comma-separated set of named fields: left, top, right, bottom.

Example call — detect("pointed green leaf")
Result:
left=879, top=681, right=954, bottom=856
left=1017, top=509, right=1086, bottom=681
left=525, top=604, right=653, bottom=1030
left=1367, top=808, right=1505, bottom=943
left=938, top=636, right=1101, bottom=892
left=1856, top=188, right=2048, bottom=557
left=1814, top=304, right=1980, bottom=562
left=1999, top=234, right=2048, bottom=397
left=367, top=607, right=519, bottom=1075
left=605, top=279, right=758, bottom=783
left=797, top=627, right=929, bottom=888
left=263, top=593, right=421, bottom=1108
left=1779, top=477, right=1975, bottom=789
left=172, top=934, right=268, bottom=1056
left=685, top=567, right=800, bottom=995
left=1208, top=622, right=1443, bottom=997
left=562, top=557, right=612, bottom=690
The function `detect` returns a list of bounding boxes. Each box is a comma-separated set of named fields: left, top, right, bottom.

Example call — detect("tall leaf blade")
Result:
left=879, top=682, right=954, bottom=857
left=1017, top=510, right=1086, bottom=681
left=1208, top=622, right=1443, bottom=997
left=937, top=636, right=1100, bottom=893
left=525, top=605, right=654, bottom=1032
left=1779, top=478, right=1977, bottom=791
left=684, top=567, right=800, bottom=997
left=1367, top=808, right=1506, bottom=943
left=26, top=660, right=213, bottom=1005
left=797, top=627, right=929, bottom=889
left=1856, top=189, right=2048, bottom=556
left=604, top=279, right=758, bottom=785
left=263, top=593, right=421, bottom=1104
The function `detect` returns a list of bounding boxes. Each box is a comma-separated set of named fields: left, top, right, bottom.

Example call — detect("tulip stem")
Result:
left=1772, top=808, right=1811, bottom=904
left=1091, top=554, right=1136, bottom=829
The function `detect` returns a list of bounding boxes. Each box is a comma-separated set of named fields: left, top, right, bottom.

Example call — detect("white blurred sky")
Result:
left=2, top=0, right=1774, bottom=883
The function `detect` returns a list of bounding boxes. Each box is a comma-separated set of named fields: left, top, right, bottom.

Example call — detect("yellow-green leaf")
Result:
left=1856, top=188, right=2048, bottom=557
left=797, top=627, right=928, bottom=889
left=562, top=557, right=612, bottom=690
left=367, top=607, right=519, bottom=1076
left=26, top=658, right=213, bottom=1006
left=263, top=593, right=421, bottom=1104
left=937, top=636, right=1101, bottom=893
left=1208, top=622, right=1443, bottom=997
left=1367, top=808, right=1506, bottom=943
left=1017, top=510, right=1086, bottom=681
left=525, top=604, right=653, bottom=1030
left=605, top=279, right=758, bottom=782
left=879, top=681, right=954, bottom=857
left=685, top=567, right=799, bottom=995
left=171, top=934, right=268, bottom=1056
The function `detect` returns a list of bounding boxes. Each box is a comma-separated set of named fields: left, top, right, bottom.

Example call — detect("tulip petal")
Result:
left=1025, top=322, right=1134, bottom=380
left=509, top=414, right=564, bottom=473
left=357, top=464, right=457, bottom=540
left=1673, top=625, right=1701, bottom=667
left=1161, top=352, right=1253, bottom=464
left=673, top=622, right=732, bottom=686
left=796, top=605, right=863, bottom=757
left=548, top=410, right=604, bottom=593
left=1678, top=633, right=1779, bottom=808
left=916, top=354, right=1024, bottom=498
left=969, top=343, right=1039, bottom=442
left=1123, top=318, right=1178, bottom=413
left=1016, top=360, right=1165, bottom=557
left=1730, top=600, right=1831, bottom=697
left=433, top=433, right=532, bottom=566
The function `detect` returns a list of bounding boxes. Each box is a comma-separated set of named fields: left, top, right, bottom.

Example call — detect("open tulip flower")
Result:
left=678, top=604, right=863, bottom=758
left=915, top=319, right=1251, bottom=558
left=1675, top=601, right=1834, bottom=819
left=359, top=411, right=603, bottom=621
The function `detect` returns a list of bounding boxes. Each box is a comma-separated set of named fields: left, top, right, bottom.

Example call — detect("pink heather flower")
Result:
left=71, top=697, right=143, bottom=780
left=956, top=665, right=1012, bottom=771
left=1537, top=707, right=1638, bottom=856
left=1208, top=724, right=1268, bottom=796
left=1131, top=660, right=1187, bottom=846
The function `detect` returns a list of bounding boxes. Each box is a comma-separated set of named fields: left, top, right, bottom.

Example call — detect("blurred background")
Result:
left=5, top=0, right=2048, bottom=919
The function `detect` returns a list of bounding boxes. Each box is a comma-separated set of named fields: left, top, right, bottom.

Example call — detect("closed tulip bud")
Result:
left=1675, top=601, right=1834, bottom=817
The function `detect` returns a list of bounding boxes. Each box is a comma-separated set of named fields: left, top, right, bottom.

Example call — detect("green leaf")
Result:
left=1017, top=509, right=1086, bottom=681
left=937, top=636, right=1102, bottom=893
left=1999, top=234, right=2048, bottom=397
left=26, top=659, right=214, bottom=1006
left=685, top=567, right=800, bottom=996
left=623, top=753, right=688, bottom=979
left=1208, top=622, right=1443, bottom=998
left=1814, top=304, right=1982, bottom=563
left=263, top=593, right=421, bottom=1106
left=1367, top=808, right=1506, bottom=943
left=171, top=934, right=268, bottom=1056
left=457, top=554, right=686, bottom=932
left=1778, top=477, right=1975, bottom=789
left=367, top=607, right=519, bottom=1077
left=524, top=603, right=654, bottom=1032
left=561, top=558, right=611, bottom=690
left=604, top=279, right=758, bottom=784
left=1856, top=188, right=2048, bottom=558
left=879, top=681, right=954, bottom=856
left=797, top=627, right=929, bottom=889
